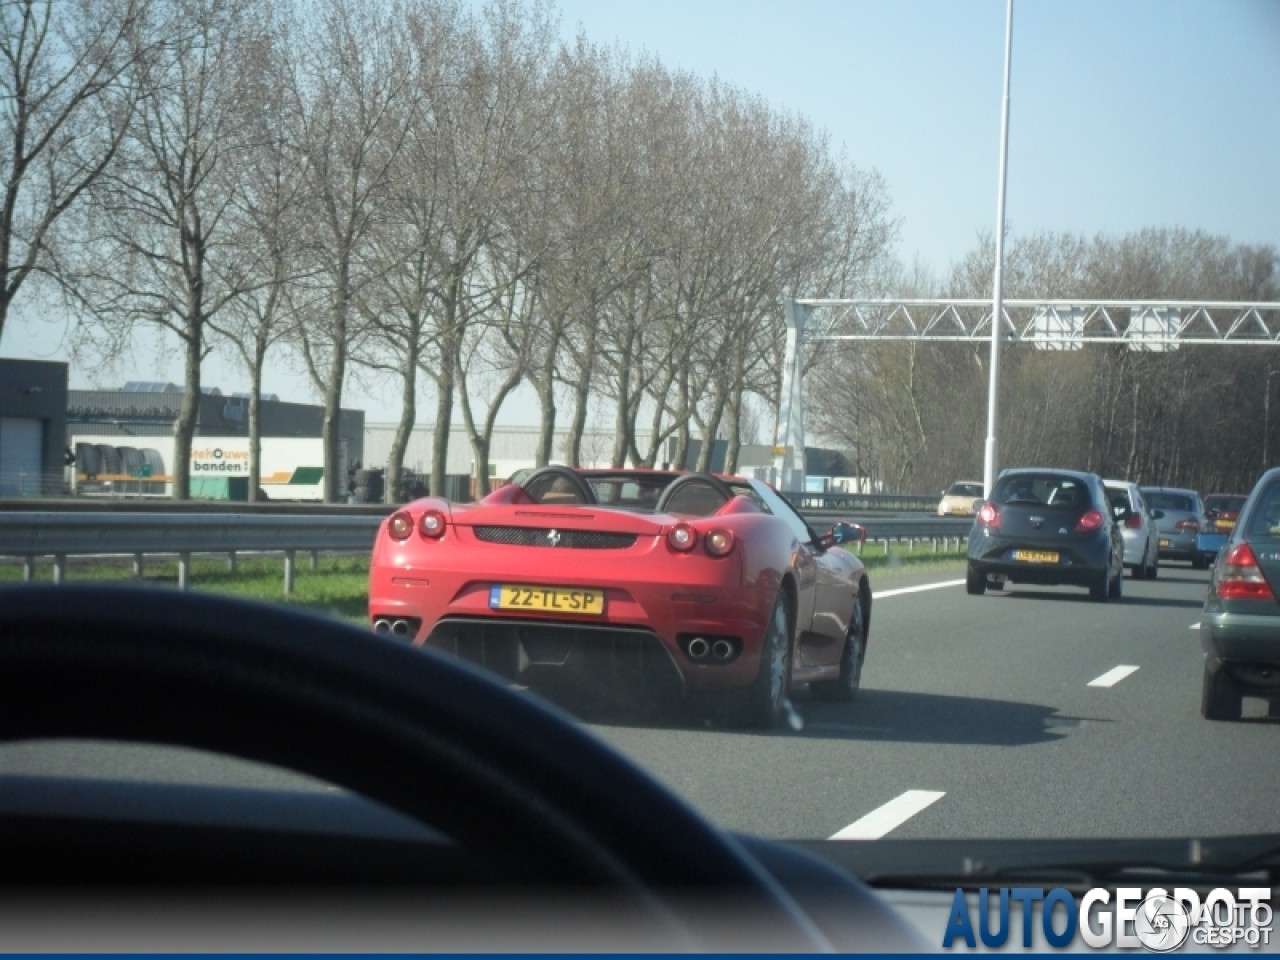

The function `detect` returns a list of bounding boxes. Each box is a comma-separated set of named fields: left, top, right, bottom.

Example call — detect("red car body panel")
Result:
left=368, top=470, right=869, bottom=695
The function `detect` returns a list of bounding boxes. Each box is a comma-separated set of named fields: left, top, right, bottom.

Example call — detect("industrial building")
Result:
left=0, top=358, right=69, bottom=495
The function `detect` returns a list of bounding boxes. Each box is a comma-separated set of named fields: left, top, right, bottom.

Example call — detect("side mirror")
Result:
left=1150, top=509, right=1165, bottom=520
left=820, top=521, right=865, bottom=549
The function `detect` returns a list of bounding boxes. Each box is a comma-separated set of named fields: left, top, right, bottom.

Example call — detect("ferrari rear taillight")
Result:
left=1125, top=511, right=1143, bottom=530
left=1176, top=518, right=1201, bottom=533
left=1074, top=510, right=1105, bottom=534
left=388, top=511, right=413, bottom=541
left=1215, top=542, right=1275, bottom=601
left=704, top=528, right=735, bottom=558
left=668, top=523, right=697, bottom=552
left=419, top=509, right=447, bottom=540
left=977, top=502, right=999, bottom=529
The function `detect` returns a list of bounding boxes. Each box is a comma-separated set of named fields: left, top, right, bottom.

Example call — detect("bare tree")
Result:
left=289, top=0, right=413, bottom=502
left=0, top=0, right=149, bottom=344
left=63, top=0, right=257, bottom=499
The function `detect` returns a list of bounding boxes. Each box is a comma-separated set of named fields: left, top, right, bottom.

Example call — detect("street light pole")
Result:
left=1265, top=370, right=1279, bottom=470
left=983, top=0, right=1015, bottom=500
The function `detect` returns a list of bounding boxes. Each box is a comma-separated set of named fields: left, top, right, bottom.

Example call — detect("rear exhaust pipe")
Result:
left=373, top=619, right=392, bottom=634
left=712, top=639, right=734, bottom=661
left=686, top=637, right=709, bottom=660
left=391, top=619, right=412, bottom=638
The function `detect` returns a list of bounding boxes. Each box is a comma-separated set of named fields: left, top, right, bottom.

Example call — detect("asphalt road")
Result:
left=2, top=561, right=1275, bottom=847
left=588, top=562, right=1280, bottom=841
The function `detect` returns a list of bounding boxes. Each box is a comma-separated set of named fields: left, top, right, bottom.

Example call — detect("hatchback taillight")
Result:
left=1216, top=542, right=1275, bottom=601
left=1075, top=510, right=1104, bottom=534
left=1124, top=512, right=1143, bottom=530
left=977, top=502, right=999, bottom=528
left=1175, top=518, right=1200, bottom=533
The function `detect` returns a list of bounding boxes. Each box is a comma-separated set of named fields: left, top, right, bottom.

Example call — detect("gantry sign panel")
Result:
left=771, top=299, right=1280, bottom=489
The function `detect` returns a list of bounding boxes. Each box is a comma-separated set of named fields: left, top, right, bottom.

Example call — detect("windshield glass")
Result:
left=1143, top=491, right=1196, bottom=512
left=992, top=473, right=1092, bottom=508
left=2, top=0, right=1279, bottom=941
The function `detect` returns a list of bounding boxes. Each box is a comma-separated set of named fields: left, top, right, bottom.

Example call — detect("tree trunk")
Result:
left=387, top=331, right=419, bottom=504
left=671, top=370, right=691, bottom=470
left=248, top=338, right=265, bottom=501
left=724, top=377, right=745, bottom=475
left=534, top=329, right=560, bottom=467
left=172, top=322, right=203, bottom=501
left=695, top=381, right=727, bottom=473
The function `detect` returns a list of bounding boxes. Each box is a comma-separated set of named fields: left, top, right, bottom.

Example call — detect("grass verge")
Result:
left=2, top=542, right=968, bottom=620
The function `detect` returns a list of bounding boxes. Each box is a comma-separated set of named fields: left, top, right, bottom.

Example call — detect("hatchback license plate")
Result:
left=489, top=584, right=605, bottom=615
left=1159, top=538, right=1171, bottom=547
left=1013, top=550, right=1059, bottom=563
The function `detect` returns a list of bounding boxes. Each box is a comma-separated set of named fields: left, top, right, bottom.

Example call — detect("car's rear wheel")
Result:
left=1192, top=555, right=1210, bottom=571
left=731, top=591, right=793, bottom=728
left=1201, top=664, right=1243, bottom=721
left=1145, top=544, right=1159, bottom=580
left=965, top=564, right=986, bottom=596
left=1108, top=563, right=1123, bottom=599
left=1088, top=569, right=1109, bottom=602
left=810, top=593, right=865, bottom=703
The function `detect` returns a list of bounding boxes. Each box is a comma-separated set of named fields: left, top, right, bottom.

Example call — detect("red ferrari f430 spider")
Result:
left=368, top=467, right=870, bottom=727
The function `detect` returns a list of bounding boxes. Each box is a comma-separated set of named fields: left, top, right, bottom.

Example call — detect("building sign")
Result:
left=191, top=443, right=251, bottom=475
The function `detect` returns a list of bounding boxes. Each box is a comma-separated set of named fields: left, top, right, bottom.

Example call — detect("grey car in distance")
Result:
left=1141, top=486, right=1208, bottom=569
left=1104, top=480, right=1160, bottom=580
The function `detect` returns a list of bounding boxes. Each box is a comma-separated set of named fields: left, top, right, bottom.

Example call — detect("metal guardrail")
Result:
left=0, top=512, right=381, bottom=594
left=784, top=492, right=943, bottom=513
left=0, top=508, right=972, bottom=594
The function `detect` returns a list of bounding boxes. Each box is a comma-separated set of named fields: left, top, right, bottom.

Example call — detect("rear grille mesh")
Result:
left=472, top=526, right=637, bottom=549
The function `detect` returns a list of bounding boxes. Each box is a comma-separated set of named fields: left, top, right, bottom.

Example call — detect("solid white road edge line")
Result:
left=874, top=579, right=966, bottom=599
left=829, top=790, right=946, bottom=841
left=1087, top=665, right=1140, bottom=688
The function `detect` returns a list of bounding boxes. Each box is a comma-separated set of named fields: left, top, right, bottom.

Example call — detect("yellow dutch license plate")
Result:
left=1219, top=519, right=1236, bottom=530
left=1013, top=550, right=1059, bottom=563
left=1159, top=538, right=1171, bottom=547
left=489, top=584, right=605, bottom=616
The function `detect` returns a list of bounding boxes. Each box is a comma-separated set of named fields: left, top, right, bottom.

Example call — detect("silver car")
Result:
left=1140, top=486, right=1208, bottom=568
left=1104, top=480, right=1160, bottom=579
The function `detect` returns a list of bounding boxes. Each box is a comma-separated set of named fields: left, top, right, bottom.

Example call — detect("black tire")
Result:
left=1088, top=570, right=1109, bottom=603
left=1108, top=564, right=1123, bottom=599
left=966, top=564, right=986, bottom=596
left=1146, top=545, right=1159, bottom=580
left=1192, top=555, right=1210, bottom=571
left=731, top=590, right=793, bottom=728
left=811, top=591, right=866, bottom=703
left=1201, top=664, right=1243, bottom=721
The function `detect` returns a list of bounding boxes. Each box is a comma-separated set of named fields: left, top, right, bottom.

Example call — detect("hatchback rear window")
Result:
left=1205, top=495, right=1247, bottom=514
left=947, top=483, right=983, bottom=498
left=1144, top=492, right=1194, bottom=512
left=992, top=474, right=1092, bottom=508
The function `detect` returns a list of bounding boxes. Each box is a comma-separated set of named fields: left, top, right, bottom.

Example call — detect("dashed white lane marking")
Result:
left=1189, top=623, right=1200, bottom=630
left=1087, top=665, right=1140, bottom=688
left=829, top=790, right=946, bottom=840
left=875, top=579, right=966, bottom=599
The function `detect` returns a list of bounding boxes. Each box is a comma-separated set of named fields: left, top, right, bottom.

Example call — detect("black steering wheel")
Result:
left=0, top=586, right=828, bottom=950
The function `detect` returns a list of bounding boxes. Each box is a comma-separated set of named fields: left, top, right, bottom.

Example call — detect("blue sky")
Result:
left=5, top=0, right=1279, bottom=418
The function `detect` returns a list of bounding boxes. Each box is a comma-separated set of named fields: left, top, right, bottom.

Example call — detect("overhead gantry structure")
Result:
left=771, top=298, right=1280, bottom=492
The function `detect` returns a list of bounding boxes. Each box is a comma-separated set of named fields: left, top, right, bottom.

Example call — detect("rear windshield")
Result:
left=1106, top=487, right=1134, bottom=513
left=586, top=476, right=672, bottom=511
left=1143, top=491, right=1195, bottom=512
left=992, top=474, right=1093, bottom=509
left=1205, top=495, right=1247, bottom=514
left=1246, top=485, right=1280, bottom=536
left=947, top=483, right=983, bottom=498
